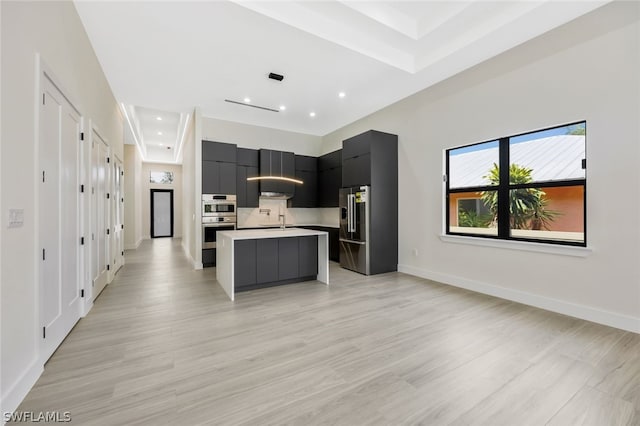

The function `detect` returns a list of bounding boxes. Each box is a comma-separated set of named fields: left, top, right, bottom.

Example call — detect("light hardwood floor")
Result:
left=15, top=238, right=640, bottom=425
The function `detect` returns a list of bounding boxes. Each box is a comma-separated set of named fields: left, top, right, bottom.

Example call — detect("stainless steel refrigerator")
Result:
left=339, top=186, right=370, bottom=275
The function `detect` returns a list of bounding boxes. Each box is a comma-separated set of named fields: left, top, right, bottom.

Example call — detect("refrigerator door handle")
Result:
left=347, top=193, right=354, bottom=233
left=339, top=238, right=366, bottom=245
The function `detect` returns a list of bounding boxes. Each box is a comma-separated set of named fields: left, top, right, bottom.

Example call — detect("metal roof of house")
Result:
left=449, top=135, right=585, bottom=188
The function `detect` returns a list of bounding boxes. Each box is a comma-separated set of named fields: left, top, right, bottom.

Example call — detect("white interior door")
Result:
left=39, top=74, right=82, bottom=362
left=113, top=159, right=124, bottom=272
left=151, top=190, right=173, bottom=237
left=91, top=130, right=109, bottom=299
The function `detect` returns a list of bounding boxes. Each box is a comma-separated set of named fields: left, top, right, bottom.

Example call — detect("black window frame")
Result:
left=445, top=121, right=587, bottom=247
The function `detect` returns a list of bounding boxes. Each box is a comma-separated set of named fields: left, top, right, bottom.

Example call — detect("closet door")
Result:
left=91, top=130, right=110, bottom=299
left=39, top=74, right=82, bottom=362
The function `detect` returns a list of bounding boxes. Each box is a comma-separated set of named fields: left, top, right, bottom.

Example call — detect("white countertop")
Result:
left=219, top=227, right=328, bottom=240
left=236, top=223, right=338, bottom=230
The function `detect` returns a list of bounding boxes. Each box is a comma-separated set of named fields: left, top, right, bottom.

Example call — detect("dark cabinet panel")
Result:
left=257, top=239, right=278, bottom=283
left=236, top=165, right=259, bottom=208
left=318, top=166, right=341, bottom=207
left=246, top=166, right=260, bottom=207
left=203, top=140, right=237, bottom=162
left=295, top=155, right=317, bottom=172
left=202, top=160, right=220, bottom=194
left=218, top=162, right=237, bottom=195
left=237, top=148, right=259, bottom=167
left=342, top=153, right=371, bottom=187
left=236, top=166, right=247, bottom=207
left=202, top=249, right=216, bottom=266
left=202, top=141, right=237, bottom=195
left=234, top=240, right=257, bottom=287
left=317, top=149, right=342, bottom=207
left=278, top=237, right=299, bottom=280
left=342, top=133, right=370, bottom=160
left=289, top=169, right=317, bottom=207
left=318, top=149, right=341, bottom=170
left=301, top=227, right=338, bottom=262
left=299, top=236, right=318, bottom=277
left=290, top=155, right=318, bottom=208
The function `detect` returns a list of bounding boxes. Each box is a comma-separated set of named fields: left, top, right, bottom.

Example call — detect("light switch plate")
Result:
left=8, top=209, right=24, bottom=228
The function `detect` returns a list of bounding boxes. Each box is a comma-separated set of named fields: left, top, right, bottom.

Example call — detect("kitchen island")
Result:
left=216, top=228, right=329, bottom=300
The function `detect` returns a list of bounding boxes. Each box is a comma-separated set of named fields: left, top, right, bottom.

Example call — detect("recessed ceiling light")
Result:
left=157, top=131, right=162, bottom=135
left=159, top=143, right=164, bottom=146
left=156, top=116, right=162, bottom=121
left=279, top=105, right=286, bottom=111
left=309, top=112, right=316, bottom=117
left=338, top=92, right=346, bottom=98
left=244, top=97, right=251, bottom=103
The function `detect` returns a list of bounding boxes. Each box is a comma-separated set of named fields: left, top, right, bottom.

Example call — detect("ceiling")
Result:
left=74, top=0, right=608, bottom=163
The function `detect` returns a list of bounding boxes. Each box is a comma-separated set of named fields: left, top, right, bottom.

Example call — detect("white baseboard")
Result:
left=124, top=237, right=143, bottom=251
left=181, top=241, right=200, bottom=269
left=398, top=264, right=640, bottom=334
left=1, top=359, right=43, bottom=423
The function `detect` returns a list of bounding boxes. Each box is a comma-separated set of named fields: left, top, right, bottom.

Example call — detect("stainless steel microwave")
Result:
left=202, top=194, right=236, bottom=217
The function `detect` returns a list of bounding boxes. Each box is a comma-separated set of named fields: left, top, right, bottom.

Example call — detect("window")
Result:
left=150, top=171, right=174, bottom=184
left=445, top=121, right=586, bottom=246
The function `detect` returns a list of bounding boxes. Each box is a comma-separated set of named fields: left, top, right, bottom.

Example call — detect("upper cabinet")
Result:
left=236, top=148, right=259, bottom=208
left=202, top=140, right=237, bottom=195
left=318, top=149, right=342, bottom=207
left=342, top=130, right=396, bottom=188
left=259, top=149, right=295, bottom=196
left=288, top=155, right=318, bottom=208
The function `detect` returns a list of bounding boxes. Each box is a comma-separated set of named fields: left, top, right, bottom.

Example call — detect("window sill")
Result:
left=439, top=234, right=592, bottom=257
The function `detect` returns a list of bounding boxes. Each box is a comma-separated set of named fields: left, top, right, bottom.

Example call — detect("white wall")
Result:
left=182, top=113, right=196, bottom=264
left=202, top=116, right=322, bottom=156
left=321, top=2, right=640, bottom=331
left=141, top=163, right=183, bottom=239
left=123, top=144, right=143, bottom=249
left=0, top=1, right=123, bottom=415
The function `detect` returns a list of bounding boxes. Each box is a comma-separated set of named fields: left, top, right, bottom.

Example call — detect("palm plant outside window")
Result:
left=445, top=121, right=586, bottom=246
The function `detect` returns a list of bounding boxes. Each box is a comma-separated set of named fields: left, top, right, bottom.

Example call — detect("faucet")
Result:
left=279, top=213, right=286, bottom=229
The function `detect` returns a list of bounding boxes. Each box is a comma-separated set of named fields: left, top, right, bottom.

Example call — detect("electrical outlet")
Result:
left=412, top=248, right=418, bottom=257
left=8, top=209, right=24, bottom=228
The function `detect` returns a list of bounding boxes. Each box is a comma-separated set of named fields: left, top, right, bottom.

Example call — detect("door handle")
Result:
left=339, top=238, right=366, bottom=245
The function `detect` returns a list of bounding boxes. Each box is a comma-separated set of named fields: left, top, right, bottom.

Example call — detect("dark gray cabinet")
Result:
left=259, top=149, right=295, bottom=195
left=318, top=149, right=342, bottom=207
left=299, top=236, right=318, bottom=276
left=233, top=236, right=319, bottom=291
left=289, top=155, right=317, bottom=208
left=256, top=239, right=278, bottom=284
left=301, top=226, right=338, bottom=262
left=234, top=240, right=257, bottom=287
left=236, top=148, right=260, bottom=208
left=342, top=154, right=371, bottom=187
left=202, top=140, right=237, bottom=195
left=278, top=238, right=299, bottom=280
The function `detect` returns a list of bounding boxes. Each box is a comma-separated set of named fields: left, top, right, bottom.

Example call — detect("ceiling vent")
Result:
left=224, top=99, right=279, bottom=112
left=268, top=72, right=284, bottom=81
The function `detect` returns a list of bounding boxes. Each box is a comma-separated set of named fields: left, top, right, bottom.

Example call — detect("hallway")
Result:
left=14, top=239, right=640, bottom=425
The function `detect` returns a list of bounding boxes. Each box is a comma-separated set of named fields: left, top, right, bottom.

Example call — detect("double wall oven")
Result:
left=202, top=194, right=236, bottom=250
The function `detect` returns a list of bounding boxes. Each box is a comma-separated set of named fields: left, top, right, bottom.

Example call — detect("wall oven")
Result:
left=202, top=194, right=236, bottom=217
left=202, top=217, right=236, bottom=249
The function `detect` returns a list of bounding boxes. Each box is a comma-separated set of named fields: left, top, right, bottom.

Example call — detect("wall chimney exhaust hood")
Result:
left=250, top=150, right=302, bottom=199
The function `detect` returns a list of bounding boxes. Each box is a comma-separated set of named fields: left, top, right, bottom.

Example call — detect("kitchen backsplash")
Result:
left=237, top=199, right=339, bottom=228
